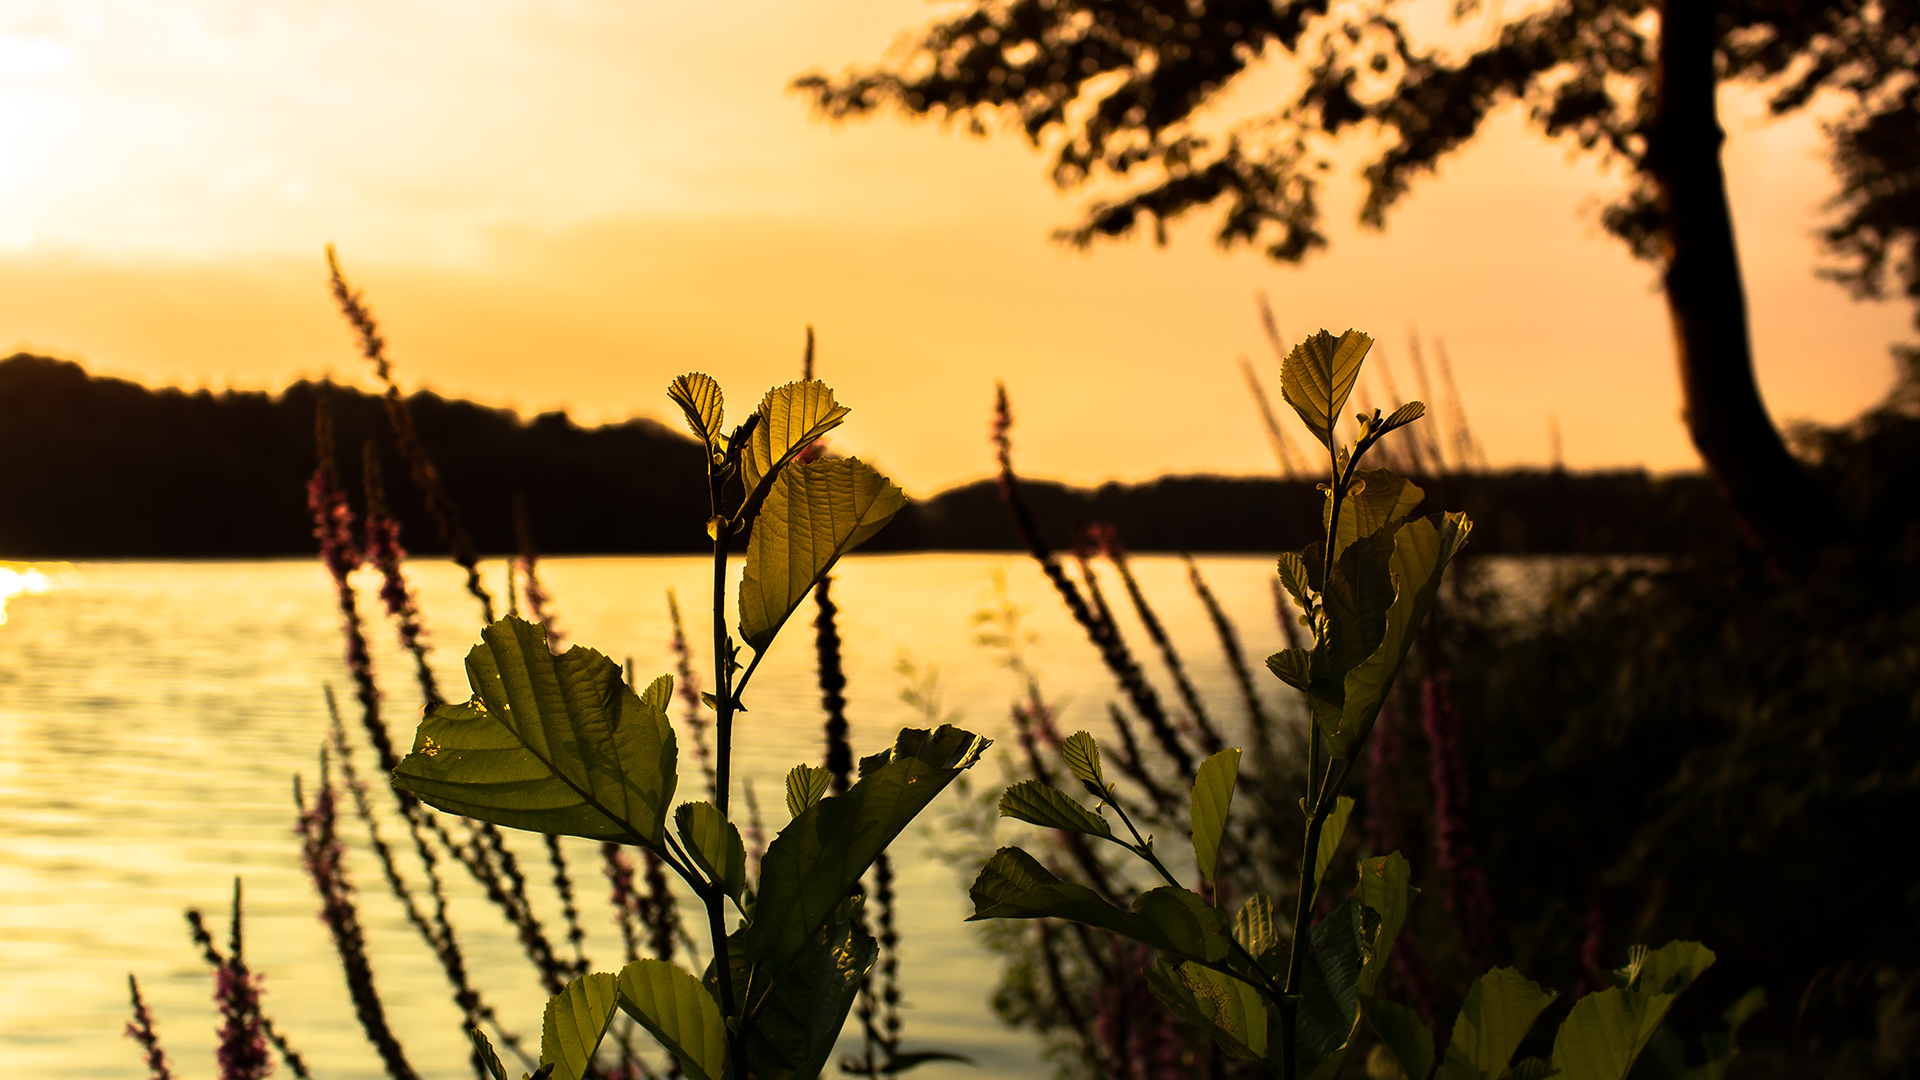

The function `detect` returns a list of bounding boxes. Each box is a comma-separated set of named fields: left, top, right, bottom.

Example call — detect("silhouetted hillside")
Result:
left=873, top=469, right=1722, bottom=555
left=0, top=354, right=1721, bottom=558
left=0, top=353, right=710, bottom=558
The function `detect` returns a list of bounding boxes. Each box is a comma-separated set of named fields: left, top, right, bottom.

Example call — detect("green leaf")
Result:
left=1360, top=997, right=1434, bottom=1080
left=1434, top=968, right=1556, bottom=1080
left=785, top=763, right=831, bottom=818
left=968, top=847, right=1229, bottom=964
left=741, top=725, right=987, bottom=973
left=1632, top=941, right=1717, bottom=996
left=470, top=1027, right=510, bottom=1080
left=1136, top=886, right=1233, bottom=963
left=1234, top=893, right=1281, bottom=966
left=1326, top=470, right=1426, bottom=562
left=1190, top=748, right=1242, bottom=884
left=1060, top=730, right=1106, bottom=795
left=1377, top=401, right=1427, bottom=437
left=1147, top=959, right=1270, bottom=1060
left=1267, top=648, right=1314, bottom=694
left=541, top=972, right=620, bottom=1080
left=1319, top=526, right=1398, bottom=689
left=1504, top=1057, right=1555, bottom=1080
left=1293, top=899, right=1367, bottom=1076
left=675, top=801, right=747, bottom=905
left=1309, top=796, right=1356, bottom=907
left=1276, top=552, right=1316, bottom=616
left=738, top=457, right=905, bottom=654
left=968, top=846, right=1148, bottom=935
left=1280, top=329, right=1373, bottom=450
left=668, top=373, right=725, bottom=449
left=1550, top=942, right=1715, bottom=1080
left=617, top=959, right=728, bottom=1080
left=1354, top=852, right=1414, bottom=996
left=739, top=911, right=877, bottom=1080
left=741, top=380, right=852, bottom=498
left=393, top=617, right=678, bottom=846
left=1324, top=511, right=1473, bottom=758
left=999, top=780, right=1114, bottom=839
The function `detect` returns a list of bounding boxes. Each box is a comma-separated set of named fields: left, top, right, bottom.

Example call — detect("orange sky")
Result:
left=1, top=1, right=1911, bottom=496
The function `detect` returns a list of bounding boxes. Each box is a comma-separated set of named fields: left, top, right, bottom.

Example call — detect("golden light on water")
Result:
left=0, top=562, right=69, bottom=625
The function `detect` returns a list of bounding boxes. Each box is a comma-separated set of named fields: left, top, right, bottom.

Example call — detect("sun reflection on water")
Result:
left=0, top=562, right=73, bottom=624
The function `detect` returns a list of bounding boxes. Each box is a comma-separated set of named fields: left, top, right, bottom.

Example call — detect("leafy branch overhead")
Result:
left=796, top=0, right=1918, bottom=309
left=396, top=372, right=981, bottom=1080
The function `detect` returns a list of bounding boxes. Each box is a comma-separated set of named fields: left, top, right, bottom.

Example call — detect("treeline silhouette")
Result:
left=0, top=353, right=1719, bottom=559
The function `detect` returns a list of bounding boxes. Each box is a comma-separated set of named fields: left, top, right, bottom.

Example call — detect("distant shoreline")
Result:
left=0, top=353, right=1725, bottom=560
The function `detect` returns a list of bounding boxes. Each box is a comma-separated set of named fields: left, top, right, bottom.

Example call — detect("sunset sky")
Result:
left=1, top=0, right=1912, bottom=496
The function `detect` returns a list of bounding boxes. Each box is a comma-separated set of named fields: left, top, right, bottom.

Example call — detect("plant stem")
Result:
left=705, top=522, right=743, bottom=1066
left=1279, top=432, right=1361, bottom=1080
left=711, top=531, right=734, bottom=818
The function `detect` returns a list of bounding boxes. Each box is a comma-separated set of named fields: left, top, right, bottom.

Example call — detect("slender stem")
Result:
left=732, top=644, right=770, bottom=704
left=712, top=535, right=734, bottom=817
left=658, top=832, right=703, bottom=892
left=704, top=522, right=742, bottom=1063
left=1280, top=432, right=1359, bottom=1080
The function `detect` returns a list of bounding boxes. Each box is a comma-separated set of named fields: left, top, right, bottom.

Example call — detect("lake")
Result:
left=0, top=551, right=1317, bottom=1079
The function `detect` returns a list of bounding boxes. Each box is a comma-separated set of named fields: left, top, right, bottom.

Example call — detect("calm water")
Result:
left=0, top=552, right=1306, bottom=1079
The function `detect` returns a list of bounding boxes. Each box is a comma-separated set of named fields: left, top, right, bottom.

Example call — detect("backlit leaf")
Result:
left=1266, top=648, right=1313, bottom=694
left=1147, top=959, right=1270, bottom=1060
left=674, top=801, right=747, bottom=905
left=1280, top=330, right=1373, bottom=450
left=1353, top=852, right=1414, bottom=996
left=1377, top=401, right=1427, bottom=436
left=542, top=972, right=620, bottom=1080
left=1318, top=527, right=1398, bottom=694
left=737, top=910, right=875, bottom=1080
left=739, top=458, right=904, bottom=653
left=668, top=373, right=725, bottom=449
left=999, top=780, right=1113, bottom=839
left=1137, top=886, right=1233, bottom=963
left=1326, top=470, right=1425, bottom=562
left=1276, top=552, right=1316, bottom=616
left=785, top=763, right=831, bottom=819
left=1190, top=747, right=1243, bottom=884
left=1288, top=868, right=1414, bottom=1080
left=1294, top=899, right=1367, bottom=1077
left=1324, top=512, right=1473, bottom=758
left=1435, top=968, right=1556, bottom=1080
left=1309, top=796, right=1356, bottom=907
left=969, top=847, right=1228, bottom=964
left=1060, top=730, right=1106, bottom=794
left=1234, top=893, right=1280, bottom=965
left=1550, top=942, right=1714, bottom=1080
left=1360, top=997, right=1434, bottom=1080
left=470, top=1027, right=510, bottom=1080
left=393, top=617, right=677, bottom=846
left=741, top=380, right=851, bottom=498
left=741, top=725, right=987, bottom=974
left=617, top=959, right=728, bottom=1080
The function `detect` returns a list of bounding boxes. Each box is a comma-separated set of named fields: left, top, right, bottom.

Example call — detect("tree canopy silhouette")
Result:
left=797, top=0, right=1919, bottom=564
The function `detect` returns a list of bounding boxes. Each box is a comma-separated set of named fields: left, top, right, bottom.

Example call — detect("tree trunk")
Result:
left=1651, top=0, right=1838, bottom=566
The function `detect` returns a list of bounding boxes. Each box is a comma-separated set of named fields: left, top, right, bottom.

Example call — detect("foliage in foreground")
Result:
left=391, top=375, right=989, bottom=1080
left=968, top=329, right=1713, bottom=1079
